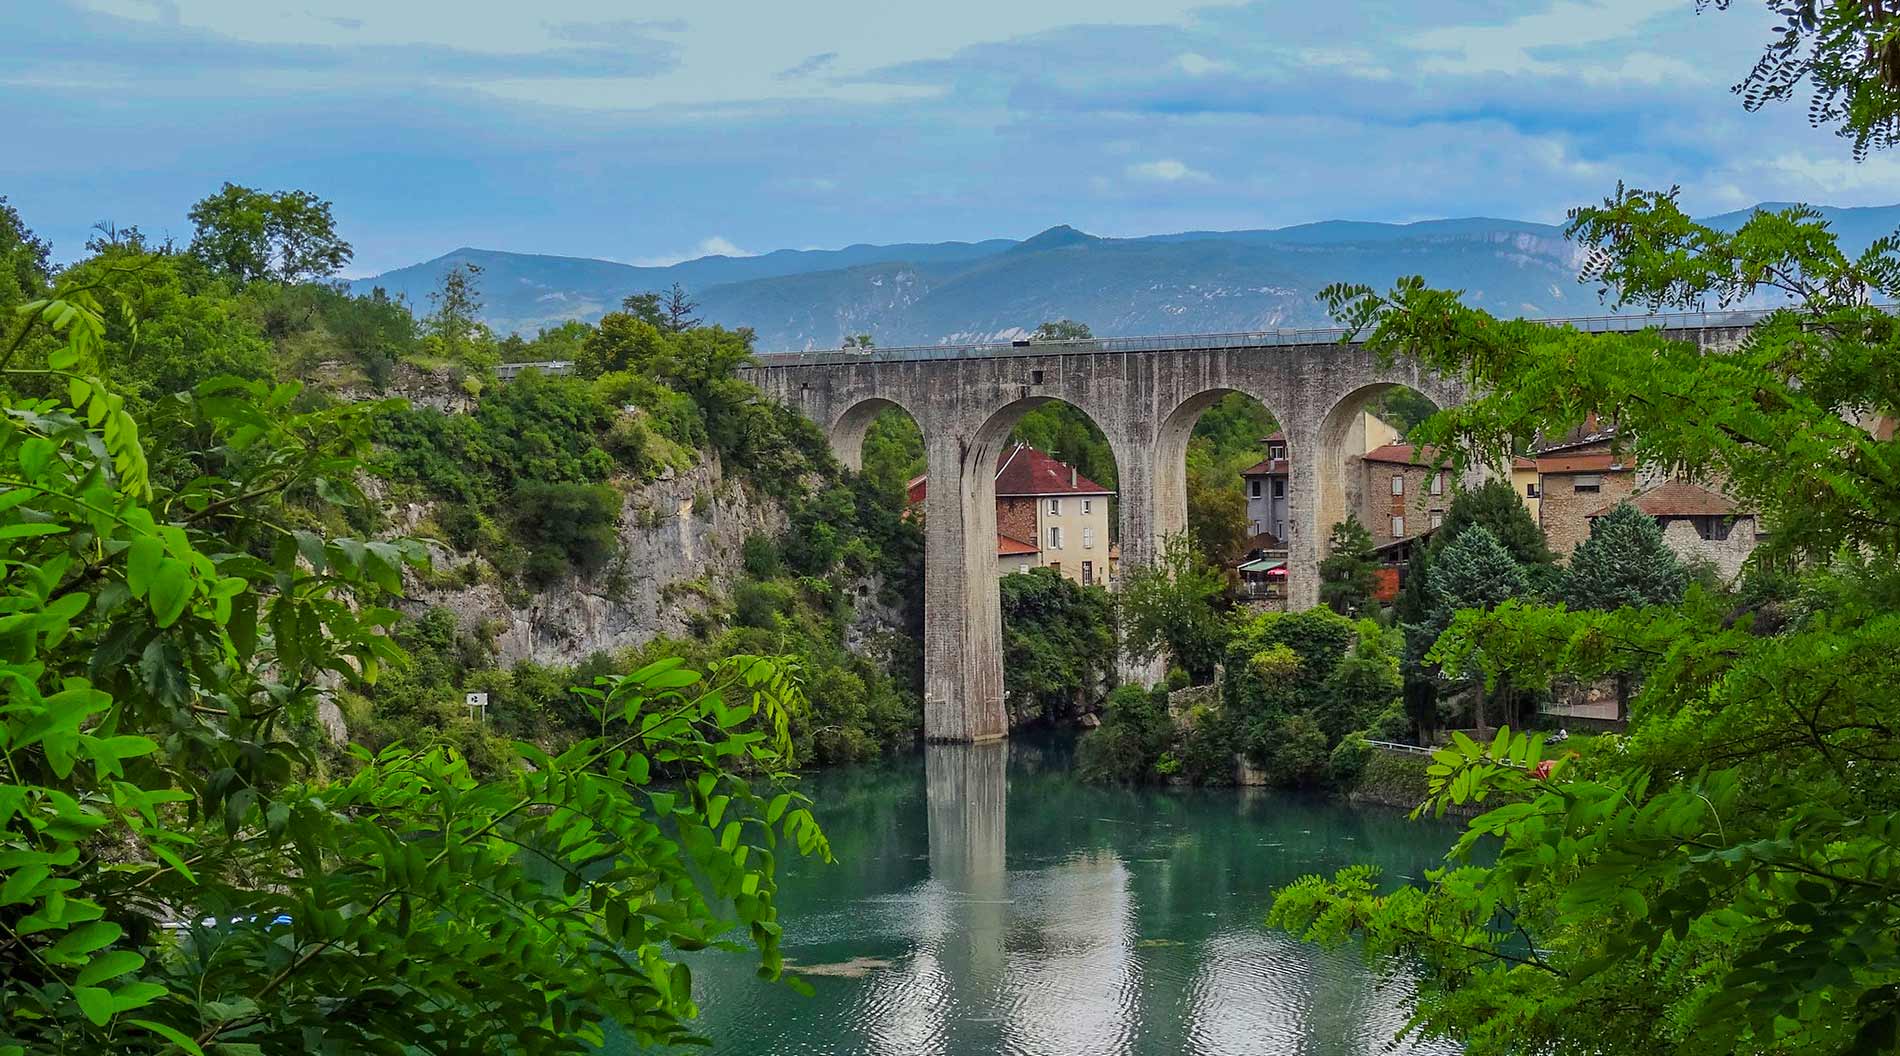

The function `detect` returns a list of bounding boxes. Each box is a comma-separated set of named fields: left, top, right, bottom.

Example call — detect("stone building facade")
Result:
left=1359, top=443, right=1453, bottom=543
left=1535, top=435, right=1637, bottom=556
left=911, top=444, right=1116, bottom=589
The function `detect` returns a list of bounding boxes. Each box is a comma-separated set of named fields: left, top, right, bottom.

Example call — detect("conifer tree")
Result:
left=1318, top=514, right=1379, bottom=616
left=1564, top=501, right=1687, bottom=611
left=1419, top=526, right=1526, bottom=735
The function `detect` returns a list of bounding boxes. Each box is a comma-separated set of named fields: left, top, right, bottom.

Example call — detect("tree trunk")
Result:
left=1614, top=672, right=1631, bottom=724
left=1474, top=680, right=1489, bottom=740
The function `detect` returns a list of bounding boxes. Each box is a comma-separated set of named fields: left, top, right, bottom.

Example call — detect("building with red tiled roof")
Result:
left=1587, top=479, right=1762, bottom=579
left=910, top=444, right=1116, bottom=589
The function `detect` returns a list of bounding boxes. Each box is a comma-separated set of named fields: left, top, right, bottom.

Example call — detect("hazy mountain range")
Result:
left=350, top=203, right=1900, bottom=351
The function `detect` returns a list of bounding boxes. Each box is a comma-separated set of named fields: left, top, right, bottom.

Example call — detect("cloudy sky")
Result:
left=4, top=0, right=1893, bottom=275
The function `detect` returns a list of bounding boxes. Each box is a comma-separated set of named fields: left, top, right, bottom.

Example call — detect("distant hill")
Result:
left=351, top=204, right=1900, bottom=350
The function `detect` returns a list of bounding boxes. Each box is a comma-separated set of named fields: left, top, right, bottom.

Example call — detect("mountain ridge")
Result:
left=350, top=203, right=1900, bottom=349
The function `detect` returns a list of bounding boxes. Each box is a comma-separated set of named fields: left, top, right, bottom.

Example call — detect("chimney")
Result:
left=1070, top=466, right=1077, bottom=487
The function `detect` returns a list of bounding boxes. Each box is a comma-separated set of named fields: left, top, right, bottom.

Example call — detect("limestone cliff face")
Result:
left=397, top=456, right=787, bottom=666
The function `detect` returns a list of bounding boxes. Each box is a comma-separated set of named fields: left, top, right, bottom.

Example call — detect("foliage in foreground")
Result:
left=1272, top=179, right=1900, bottom=1053
left=0, top=289, right=829, bottom=1054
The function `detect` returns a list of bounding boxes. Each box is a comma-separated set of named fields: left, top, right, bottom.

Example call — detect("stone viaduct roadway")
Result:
left=740, top=311, right=1762, bottom=743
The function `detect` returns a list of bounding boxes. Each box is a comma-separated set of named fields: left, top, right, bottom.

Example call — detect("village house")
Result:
left=1533, top=421, right=1638, bottom=556
left=1588, top=479, right=1762, bottom=579
left=909, top=443, right=1117, bottom=589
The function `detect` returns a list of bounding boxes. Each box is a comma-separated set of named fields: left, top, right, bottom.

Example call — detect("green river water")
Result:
left=631, top=737, right=1461, bottom=1055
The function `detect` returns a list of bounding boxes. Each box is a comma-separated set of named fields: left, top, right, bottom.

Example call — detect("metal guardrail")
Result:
left=744, top=305, right=1802, bottom=369
left=1361, top=739, right=1437, bottom=756
left=494, top=359, right=574, bottom=380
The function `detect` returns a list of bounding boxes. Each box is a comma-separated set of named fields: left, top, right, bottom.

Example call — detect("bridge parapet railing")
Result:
left=745, top=304, right=1874, bottom=368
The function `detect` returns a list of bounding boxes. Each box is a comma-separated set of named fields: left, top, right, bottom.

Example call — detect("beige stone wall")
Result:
left=1659, top=516, right=1760, bottom=581
left=998, top=551, right=1040, bottom=576
left=1033, top=494, right=1114, bottom=588
left=1358, top=462, right=1448, bottom=542
left=1542, top=471, right=1636, bottom=556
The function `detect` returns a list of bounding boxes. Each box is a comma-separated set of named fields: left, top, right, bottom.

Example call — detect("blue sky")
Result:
left=4, top=0, right=1895, bottom=276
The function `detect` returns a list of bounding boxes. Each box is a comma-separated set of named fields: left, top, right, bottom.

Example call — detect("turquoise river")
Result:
left=634, top=737, right=1462, bottom=1055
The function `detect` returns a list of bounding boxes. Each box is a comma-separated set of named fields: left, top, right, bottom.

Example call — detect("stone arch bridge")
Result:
left=741, top=314, right=1760, bottom=743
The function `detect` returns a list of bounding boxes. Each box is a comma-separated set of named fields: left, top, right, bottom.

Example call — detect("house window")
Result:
left=1049, top=526, right=1062, bottom=550
left=1694, top=516, right=1734, bottom=542
left=1249, top=480, right=1263, bottom=498
left=1082, top=499, right=1093, bottom=513
left=1271, top=479, right=1285, bottom=498
left=1250, top=520, right=1262, bottom=535
left=1047, top=498, right=1062, bottom=515
left=1430, top=471, right=1445, bottom=496
left=1083, top=527, right=1095, bottom=549
left=1430, top=510, right=1444, bottom=529
left=1082, top=561, right=1094, bottom=587
left=1268, top=443, right=1285, bottom=460
left=1573, top=474, right=1602, bottom=493
left=1391, top=474, right=1405, bottom=496
left=1030, top=369, right=1045, bottom=385
left=1526, top=482, right=1540, bottom=498
left=1391, top=515, right=1405, bottom=538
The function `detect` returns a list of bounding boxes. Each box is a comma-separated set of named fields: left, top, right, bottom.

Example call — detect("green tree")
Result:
left=186, top=182, right=352, bottom=284
left=1318, top=514, right=1380, bottom=616
left=1419, top=526, right=1526, bottom=736
left=662, top=282, right=702, bottom=332
left=1709, top=0, right=1900, bottom=157
left=0, top=195, right=50, bottom=317
left=0, top=287, right=829, bottom=1052
left=1563, top=501, right=1689, bottom=720
left=1186, top=440, right=1250, bottom=565
left=425, top=261, right=495, bottom=369
left=1119, top=533, right=1229, bottom=683
left=1565, top=501, right=1688, bottom=611
left=1031, top=318, right=1092, bottom=341
left=1000, top=566, right=1117, bottom=725
left=1435, top=476, right=1551, bottom=568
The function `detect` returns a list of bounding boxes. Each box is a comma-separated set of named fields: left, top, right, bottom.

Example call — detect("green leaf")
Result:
left=76, top=949, right=145, bottom=986
left=74, top=985, right=114, bottom=1025
left=0, top=521, right=68, bottom=539
left=149, top=559, right=192, bottom=627
left=126, top=1019, right=206, bottom=1056
left=50, top=919, right=123, bottom=959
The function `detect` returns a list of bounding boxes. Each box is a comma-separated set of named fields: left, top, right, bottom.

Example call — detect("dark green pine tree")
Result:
left=1563, top=501, right=1688, bottom=720
left=1563, top=501, right=1688, bottom=611
left=1318, top=514, right=1379, bottom=616
left=1419, top=526, right=1527, bottom=736
left=1435, top=477, right=1551, bottom=567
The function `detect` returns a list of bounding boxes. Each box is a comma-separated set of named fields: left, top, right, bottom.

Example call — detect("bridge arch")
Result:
left=1311, top=377, right=1466, bottom=558
left=827, top=396, right=923, bottom=472
left=1154, top=386, right=1290, bottom=556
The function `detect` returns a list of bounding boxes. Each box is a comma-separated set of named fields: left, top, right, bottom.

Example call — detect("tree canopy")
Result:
left=186, top=183, right=353, bottom=284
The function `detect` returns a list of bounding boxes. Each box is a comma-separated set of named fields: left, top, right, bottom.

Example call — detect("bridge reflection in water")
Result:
left=650, top=740, right=1463, bottom=1056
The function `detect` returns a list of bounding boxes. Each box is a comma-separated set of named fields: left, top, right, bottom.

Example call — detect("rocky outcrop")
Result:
left=402, top=456, right=786, bottom=666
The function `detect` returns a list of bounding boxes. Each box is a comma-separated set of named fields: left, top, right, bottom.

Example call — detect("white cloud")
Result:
left=1126, top=159, right=1211, bottom=183
left=1173, top=51, right=1231, bottom=76
left=1755, top=152, right=1900, bottom=194
left=1297, top=47, right=1394, bottom=81
left=1409, top=0, right=1678, bottom=76
left=631, top=235, right=752, bottom=267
